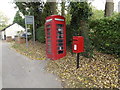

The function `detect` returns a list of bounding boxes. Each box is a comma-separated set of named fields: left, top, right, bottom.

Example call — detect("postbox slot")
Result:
left=58, top=51, right=63, bottom=54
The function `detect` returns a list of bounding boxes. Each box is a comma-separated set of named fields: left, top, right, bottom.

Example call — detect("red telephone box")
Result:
left=45, top=15, right=66, bottom=60
left=72, top=36, right=84, bottom=53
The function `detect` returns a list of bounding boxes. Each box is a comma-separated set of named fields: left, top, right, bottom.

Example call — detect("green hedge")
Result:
left=36, top=26, right=45, bottom=43
left=89, top=14, right=120, bottom=57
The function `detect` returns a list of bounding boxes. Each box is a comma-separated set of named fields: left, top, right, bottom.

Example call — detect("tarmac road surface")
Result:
left=1, top=41, right=62, bottom=88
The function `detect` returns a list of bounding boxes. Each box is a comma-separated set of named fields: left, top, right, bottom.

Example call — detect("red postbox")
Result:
left=72, top=36, right=84, bottom=53
left=45, top=15, right=66, bottom=60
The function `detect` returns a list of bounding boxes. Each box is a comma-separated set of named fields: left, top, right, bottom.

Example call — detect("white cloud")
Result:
left=91, top=0, right=120, bottom=12
left=0, top=0, right=18, bottom=24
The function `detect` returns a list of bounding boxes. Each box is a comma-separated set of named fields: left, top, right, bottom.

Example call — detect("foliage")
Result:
left=91, top=7, right=104, bottom=20
left=70, top=2, right=93, bottom=57
left=70, top=2, right=92, bottom=22
left=66, top=24, right=72, bottom=45
left=41, top=2, right=53, bottom=25
left=36, top=26, right=45, bottom=43
left=70, top=2, right=92, bottom=35
left=15, top=1, right=44, bottom=28
left=13, top=11, right=25, bottom=28
left=0, top=11, right=8, bottom=30
left=89, top=14, right=120, bottom=57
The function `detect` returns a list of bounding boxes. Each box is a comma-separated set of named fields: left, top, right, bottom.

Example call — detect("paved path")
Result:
left=1, top=41, right=62, bottom=88
left=0, top=41, right=2, bottom=89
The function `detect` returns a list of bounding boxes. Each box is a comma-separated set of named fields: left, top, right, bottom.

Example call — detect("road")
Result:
left=1, top=41, right=62, bottom=88
left=0, top=40, right=2, bottom=89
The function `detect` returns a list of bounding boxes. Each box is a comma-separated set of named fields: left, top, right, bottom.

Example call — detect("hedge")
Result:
left=89, top=14, right=120, bottom=57
left=36, top=26, right=45, bottom=43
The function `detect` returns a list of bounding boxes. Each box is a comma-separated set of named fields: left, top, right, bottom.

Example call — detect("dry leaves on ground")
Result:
left=11, top=41, right=119, bottom=88
left=46, top=51, right=119, bottom=88
left=11, top=41, right=46, bottom=60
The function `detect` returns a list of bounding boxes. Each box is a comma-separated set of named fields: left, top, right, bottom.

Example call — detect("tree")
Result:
left=41, top=2, right=54, bottom=24
left=104, top=0, right=114, bottom=17
left=50, top=1, right=57, bottom=15
left=61, top=0, right=65, bottom=16
left=0, top=11, right=8, bottom=30
left=70, top=2, right=93, bottom=57
left=13, top=11, right=25, bottom=27
left=14, top=1, right=44, bottom=40
left=91, top=7, right=104, bottom=20
left=15, top=1, right=44, bottom=28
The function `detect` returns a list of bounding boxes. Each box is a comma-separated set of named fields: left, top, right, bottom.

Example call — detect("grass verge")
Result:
left=11, top=41, right=46, bottom=60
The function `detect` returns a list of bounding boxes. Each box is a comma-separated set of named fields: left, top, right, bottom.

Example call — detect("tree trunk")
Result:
left=80, top=20, right=93, bottom=58
left=104, top=0, right=114, bottom=17
left=61, top=1, right=65, bottom=16
left=50, top=1, right=57, bottom=15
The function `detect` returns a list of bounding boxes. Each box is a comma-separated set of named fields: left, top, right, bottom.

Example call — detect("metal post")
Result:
left=77, top=53, right=80, bottom=69
left=33, top=16, right=35, bottom=45
left=25, top=22, right=28, bottom=48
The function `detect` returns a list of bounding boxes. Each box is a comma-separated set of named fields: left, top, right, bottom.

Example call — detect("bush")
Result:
left=89, top=14, right=120, bottom=57
left=66, top=24, right=72, bottom=46
left=36, top=26, right=45, bottom=43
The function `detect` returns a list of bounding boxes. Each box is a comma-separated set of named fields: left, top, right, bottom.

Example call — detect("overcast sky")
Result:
left=0, top=0, right=120, bottom=24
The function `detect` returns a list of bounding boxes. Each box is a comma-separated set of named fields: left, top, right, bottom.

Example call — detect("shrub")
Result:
left=89, top=14, right=120, bottom=57
left=36, top=26, right=45, bottom=43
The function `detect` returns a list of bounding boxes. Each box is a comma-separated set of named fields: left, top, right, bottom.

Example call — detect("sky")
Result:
left=0, top=0, right=120, bottom=24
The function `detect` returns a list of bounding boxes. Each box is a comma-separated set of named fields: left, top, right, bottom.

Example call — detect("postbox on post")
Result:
left=45, top=15, right=66, bottom=60
left=73, top=36, right=84, bottom=53
left=72, top=36, right=84, bottom=69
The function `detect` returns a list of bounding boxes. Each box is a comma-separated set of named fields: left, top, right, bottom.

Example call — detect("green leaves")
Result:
left=13, top=11, right=25, bottom=28
left=89, top=14, right=120, bottom=57
left=69, top=2, right=93, bottom=58
left=70, top=2, right=92, bottom=21
left=36, top=26, right=45, bottom=43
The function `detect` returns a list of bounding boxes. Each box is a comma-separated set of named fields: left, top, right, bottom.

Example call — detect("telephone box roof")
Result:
left=46, top=15, right=65, bottom=20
